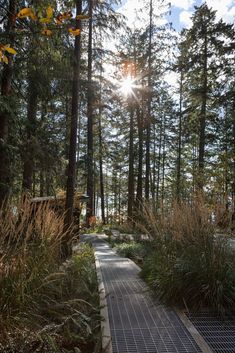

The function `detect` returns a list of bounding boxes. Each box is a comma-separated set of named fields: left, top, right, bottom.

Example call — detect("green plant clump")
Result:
left=0, top=199, right=100, bottom=353
left=140, top=202, right=235, bottom=315
left=115, top=242, right=149, bottom=263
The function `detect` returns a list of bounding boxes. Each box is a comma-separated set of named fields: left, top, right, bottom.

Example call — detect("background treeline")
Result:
left=0, top=0, right=234, bottom=224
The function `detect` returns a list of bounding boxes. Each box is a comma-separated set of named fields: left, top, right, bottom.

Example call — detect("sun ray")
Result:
left=119, top=75, right=135, bottom=96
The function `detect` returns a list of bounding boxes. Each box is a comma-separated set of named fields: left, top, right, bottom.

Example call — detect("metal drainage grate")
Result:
left=104, top=279, right=146, bottom=296
left=111, top=327, right=202, bottom=353
left=187, top=311, right=235, bottom=353
left=100, top=261, right=139, bottom=281
left=107, top=293, right=183, bottom=330
left=91, top=236, right=202, bottom=353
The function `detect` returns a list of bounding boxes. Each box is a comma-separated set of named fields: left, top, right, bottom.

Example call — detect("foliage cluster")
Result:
left=0, top=201, right=100, bottom=352
left=114, top=241, right=150, bottom=264
left=140, top=201, right=235, bottom=315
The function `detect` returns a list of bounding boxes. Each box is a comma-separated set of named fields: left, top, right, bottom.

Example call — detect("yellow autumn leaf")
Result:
left=4, top=46, right=17, bottom=55
left=42, top=29, right=53, bottom=36
left=39, top=18, right=51, bottom=23
left=29, top=12, right=37, bottom=21
left=46, top=6, right=53, bottom=19
left=1, top=54, right=9, bottom=64
left=68, top=28, right=81, bottom=36
left=17, top=7, right=37, bottom=21
left=76, top=14, right=90, bottom=20
left=63, top=11, right=72, bottom=20
left=39, top=6, right=53, bottom=23
left=17, top=8, right=31, bottom=17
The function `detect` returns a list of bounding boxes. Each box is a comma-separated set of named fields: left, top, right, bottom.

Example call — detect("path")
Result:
left=81, top=234, right=204, bottom=353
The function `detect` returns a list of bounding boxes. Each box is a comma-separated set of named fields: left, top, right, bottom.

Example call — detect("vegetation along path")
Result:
left=81, top=234, right=205, bottom=353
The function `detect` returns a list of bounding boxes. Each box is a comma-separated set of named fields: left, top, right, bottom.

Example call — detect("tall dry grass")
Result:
left=139, top=199, right=235, bottom=315
left=0, top=198, right=67, bottom=323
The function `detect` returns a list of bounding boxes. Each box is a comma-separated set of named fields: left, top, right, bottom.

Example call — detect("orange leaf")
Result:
left=56, top=14, right=63, bottom=25
left=68, top=28, right=81, bottom=36
left=41, top=29, right=53, bottom=36
left=17, top=8, right=37, bottom=21
left=0, top=52, right=9, bottom=64
left=46, top=6, right=53, bottom=19
left=39, top=6, right=53, bottom=23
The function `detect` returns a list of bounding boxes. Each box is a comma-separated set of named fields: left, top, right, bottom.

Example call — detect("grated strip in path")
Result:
left=84, top=235, right=203, bottom=353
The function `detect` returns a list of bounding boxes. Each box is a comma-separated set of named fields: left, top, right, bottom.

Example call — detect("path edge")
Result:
left=94, top=250, right=113, bottom=353
left=176, top=310, right=214, bottom=353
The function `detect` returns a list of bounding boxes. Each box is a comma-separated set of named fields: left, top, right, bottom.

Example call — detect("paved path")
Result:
left=81, top=235, right=203, bottom=353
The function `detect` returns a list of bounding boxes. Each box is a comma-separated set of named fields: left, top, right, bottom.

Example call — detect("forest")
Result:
left=0, top=0, right=235, bottom=352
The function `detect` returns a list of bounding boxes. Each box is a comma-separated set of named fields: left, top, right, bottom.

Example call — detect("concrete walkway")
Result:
left=81, top=235, right=203, bottom=353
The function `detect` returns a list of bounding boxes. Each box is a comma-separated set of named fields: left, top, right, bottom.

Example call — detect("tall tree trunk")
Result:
left=98, top=112, right=105, bottom=224
left=64, top=0, right=82, bottom=253
left=22, top=75, right=38, bottom=193
left=161, top=115, right=166, bottom=209
left=151, top=121, right=156, bottom=205
left=0, top=0, right=15, bottom=206
left=40, top=170, right=44, bottom=197
left=136, top=105, right=143, bottom=208
left=86, top=0, right=94, bottom=225
left=176, top=69, right=183, bottom=201
left=156, top=117, right=163, bottom=206
left=145, top=0, right=153, bottom=200
left=198, top=28, right=208, bottom=190
left=232, top=97, right=235, bottom=219
left=127, top=106, right=134, bottom=220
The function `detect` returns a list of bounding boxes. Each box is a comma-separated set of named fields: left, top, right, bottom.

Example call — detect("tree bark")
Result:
left=22, top=75, right=38, bottom=193
left=136, top=105, right=143, bottom=208
left=86, top=0, right=94, bottom=226
left=145, top=0, right=153, bottom=200
left=64, top=0, right=82, bottom=254
left=98, top=112, right=105, bottom=224
left=198, top=27, right=208, bottom=190
left=156, top=116, right=163, bottom=205
left=0, top=0, right=15, bottom=206
left=127, top=106, right=134, bottom=220
left=176, top=69, right=183, bottom=201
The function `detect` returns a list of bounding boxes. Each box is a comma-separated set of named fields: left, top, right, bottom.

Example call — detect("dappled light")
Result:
left=0, top=0, right=234, bottom=351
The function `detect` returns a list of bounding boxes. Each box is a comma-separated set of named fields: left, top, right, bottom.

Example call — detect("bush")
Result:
left=140, top=201, right=235, bottom=315
left=0, top=200, right=100, bottom=353
left=115, top=242, right=149, bottom=263
left=0, top=199, right=66, bottom=320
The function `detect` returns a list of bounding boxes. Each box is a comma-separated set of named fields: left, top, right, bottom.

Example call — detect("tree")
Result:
left=64, top=0, right=82, bottom=251
left=86, top=0, right=94, bottom=225
left=0, top=0, right=16, bottom=205
left=180, top=4, right=235, bottom=191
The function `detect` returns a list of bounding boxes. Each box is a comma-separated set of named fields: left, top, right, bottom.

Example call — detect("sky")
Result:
left=118, top=0, right=235, bottom=31
left=115, top=0, right=235, bottom=90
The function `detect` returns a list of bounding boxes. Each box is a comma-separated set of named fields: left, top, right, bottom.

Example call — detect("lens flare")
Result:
left=119, top=76, right=135, bottom=96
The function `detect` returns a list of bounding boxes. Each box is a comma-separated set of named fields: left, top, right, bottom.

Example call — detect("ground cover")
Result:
left=107, top=202, right=235, bottom=316
left=0, top=200, right=101, bottom=353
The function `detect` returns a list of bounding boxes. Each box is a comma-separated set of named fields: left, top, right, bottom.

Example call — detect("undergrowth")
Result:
left=0, top=199, right=100, bottom=353
left=139, top=200, right=235, bottom=315
left=114, top=242, right=150, bottom=263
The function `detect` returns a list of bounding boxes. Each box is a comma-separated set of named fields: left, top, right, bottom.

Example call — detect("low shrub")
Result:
left=140, top=201, right=235, bottom=315
left=0, top=200, right=100, bottom=352
left=115, top=242, right=150, bottom=263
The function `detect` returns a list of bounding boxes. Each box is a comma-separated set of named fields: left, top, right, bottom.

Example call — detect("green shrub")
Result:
left=115, top=242, right=149, bottom=262
left=140, top=201, right=235, bottom=315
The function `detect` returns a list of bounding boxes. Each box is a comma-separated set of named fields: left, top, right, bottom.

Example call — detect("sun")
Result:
left=119, top=76, right=135, bottom=96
